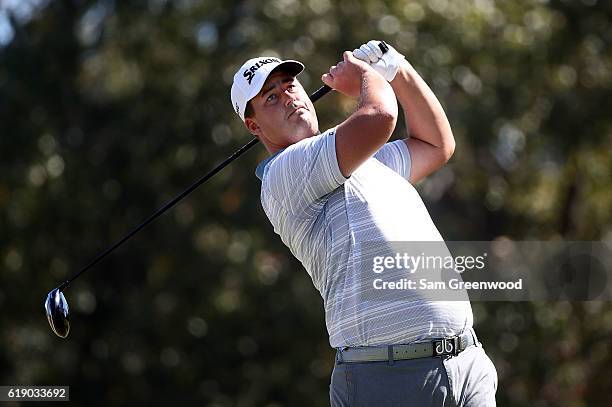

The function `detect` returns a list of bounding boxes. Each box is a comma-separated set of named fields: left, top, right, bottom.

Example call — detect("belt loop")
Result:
left=336, top=348, right=344, bottom=364
left=388, top=346, right=394, bottom=366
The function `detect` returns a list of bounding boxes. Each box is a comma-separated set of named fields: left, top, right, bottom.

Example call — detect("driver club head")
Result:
left=45, top=288, right=70, bottom=338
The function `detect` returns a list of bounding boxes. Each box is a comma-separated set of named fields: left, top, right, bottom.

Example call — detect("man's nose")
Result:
left=282, top=88, right=298, bottom=107
left=284, top=95, right=299, bottom=108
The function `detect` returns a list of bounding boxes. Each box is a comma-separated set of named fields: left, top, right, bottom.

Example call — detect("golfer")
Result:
left=231, top=40, right=497, bottom=406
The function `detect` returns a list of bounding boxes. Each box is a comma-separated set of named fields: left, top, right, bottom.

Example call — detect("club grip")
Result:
left=309, top=85, right=332, bottom=103
left=378, top=40, right=390, bottom=54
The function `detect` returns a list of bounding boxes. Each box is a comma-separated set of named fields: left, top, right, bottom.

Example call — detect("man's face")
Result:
left=245, top=71, right=319, bottom=152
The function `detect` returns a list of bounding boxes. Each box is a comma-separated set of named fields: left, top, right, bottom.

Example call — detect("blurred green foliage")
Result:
left=1, top=0, right=611, bottom=405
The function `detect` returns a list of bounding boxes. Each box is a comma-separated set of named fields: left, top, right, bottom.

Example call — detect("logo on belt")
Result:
left=433, top=338, right=458, bottom=357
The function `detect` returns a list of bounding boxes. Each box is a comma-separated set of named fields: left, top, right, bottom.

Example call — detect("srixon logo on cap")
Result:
left=243, top=58, right=281, bottom=85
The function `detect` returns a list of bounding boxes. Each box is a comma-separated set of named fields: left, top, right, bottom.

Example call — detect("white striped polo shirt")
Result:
left=256, top=127, right=473, bottom=348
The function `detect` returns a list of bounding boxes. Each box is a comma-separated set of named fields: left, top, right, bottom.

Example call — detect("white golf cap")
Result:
left=231, top=57, right=304, bottom=121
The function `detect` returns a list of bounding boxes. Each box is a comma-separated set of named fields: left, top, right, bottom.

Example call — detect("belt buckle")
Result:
left=433, top=337, right=459, bottom=357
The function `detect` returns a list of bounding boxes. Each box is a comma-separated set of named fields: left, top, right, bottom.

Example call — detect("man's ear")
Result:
left=245, top=117, right=261, bottom=138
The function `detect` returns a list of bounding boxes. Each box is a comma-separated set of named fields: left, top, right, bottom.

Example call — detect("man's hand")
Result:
left=353, top=40, right=405, bottom=82
left=321, top=51, right=373, bottom=98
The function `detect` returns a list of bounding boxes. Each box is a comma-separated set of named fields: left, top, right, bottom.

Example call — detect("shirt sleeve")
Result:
left=261, top=127, right=347, bottom=218
left=373, top=139, right=412, bottom=180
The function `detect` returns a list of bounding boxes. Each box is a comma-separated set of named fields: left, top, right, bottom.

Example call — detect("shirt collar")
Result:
left=255, top=148, right=285, bottom=180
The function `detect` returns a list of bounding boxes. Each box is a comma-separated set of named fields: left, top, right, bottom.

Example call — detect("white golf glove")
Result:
left=353, top=40, right=405, bottom=82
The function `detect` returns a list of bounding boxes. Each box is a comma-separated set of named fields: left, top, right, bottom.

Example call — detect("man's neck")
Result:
left=264, top=131, right=322, bottom=155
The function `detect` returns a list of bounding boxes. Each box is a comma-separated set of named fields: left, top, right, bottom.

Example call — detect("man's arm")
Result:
left=390, top=60, right=455, bottom=184
left=353, top=40, right=455, bottom=183
left=321, top=51, right=398, bottom=178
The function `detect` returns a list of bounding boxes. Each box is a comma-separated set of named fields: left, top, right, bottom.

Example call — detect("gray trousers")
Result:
left=329, top=338, right=498, bottom=406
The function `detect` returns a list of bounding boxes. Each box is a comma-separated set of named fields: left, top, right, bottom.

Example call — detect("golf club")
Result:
left=44, top=42, right=390, bottom=338
left=44, top=85, right=333, bottom=339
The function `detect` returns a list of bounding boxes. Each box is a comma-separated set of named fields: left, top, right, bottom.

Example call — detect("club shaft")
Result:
left=57, top=84, right=334, bottom=291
